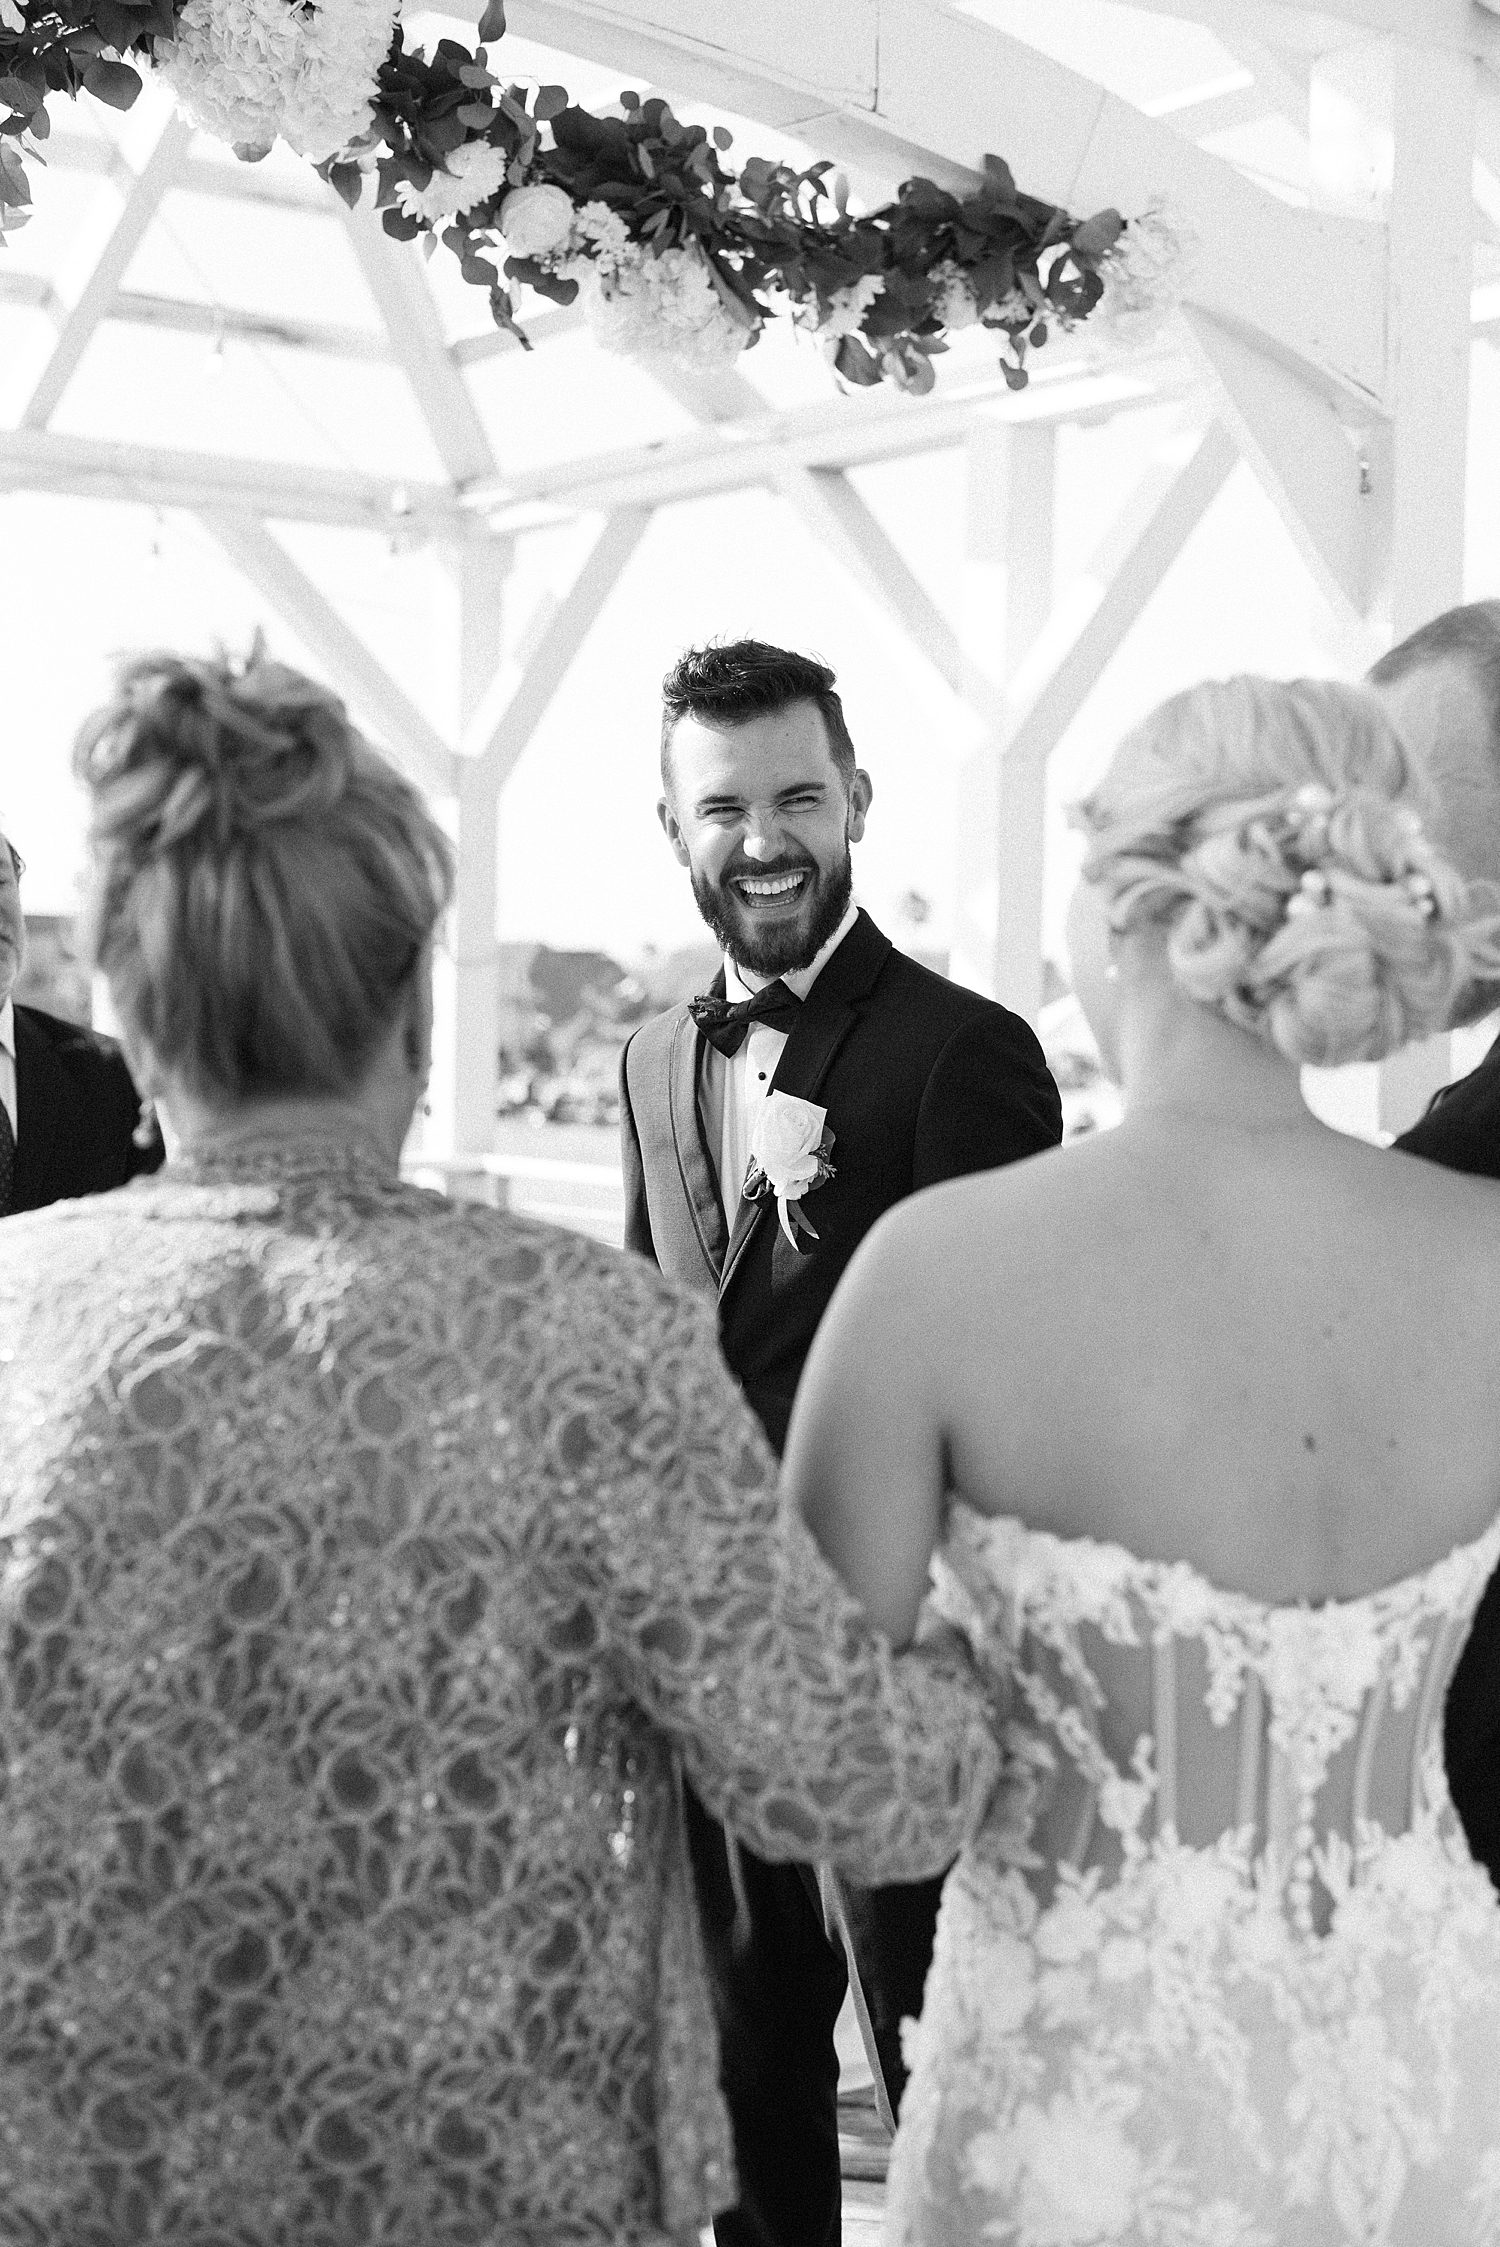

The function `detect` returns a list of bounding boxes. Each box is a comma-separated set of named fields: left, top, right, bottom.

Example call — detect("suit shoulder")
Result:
left=874, top=950, right=1047, bottom=1051
left=16, top=1004, right=134, bottom=1079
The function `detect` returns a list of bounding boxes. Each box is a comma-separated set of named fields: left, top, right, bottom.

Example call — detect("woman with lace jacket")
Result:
left=0, top=647, right=1000, bottom=2246
left=788, top=676, right=1500, bottom=2245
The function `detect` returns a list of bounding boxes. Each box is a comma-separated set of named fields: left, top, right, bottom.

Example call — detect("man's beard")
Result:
left=691, top=847, right=854, bottom=977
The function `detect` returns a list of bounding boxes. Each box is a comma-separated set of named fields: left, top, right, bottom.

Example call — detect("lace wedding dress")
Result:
left=887, top=1503, right=1500, bottom=2247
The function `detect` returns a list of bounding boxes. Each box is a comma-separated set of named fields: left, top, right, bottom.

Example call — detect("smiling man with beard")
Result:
left=618, top=639, right=1061, bottom=2247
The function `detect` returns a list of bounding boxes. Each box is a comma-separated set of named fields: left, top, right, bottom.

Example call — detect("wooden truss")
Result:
left=3, top=0, right=1497, bottom=1143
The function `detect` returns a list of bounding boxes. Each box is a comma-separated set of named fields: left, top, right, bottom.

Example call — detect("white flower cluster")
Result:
left=811, top=272, right=884, bottom=342
left=155, top=0, right=396, bottom=163
left=929, top=261, right=980, bottom=332
left=1095, top=203, right=1189, bottom=350
left=393, top=139, right=511, bottom=224
left=547, top=202, right=750, bottom=373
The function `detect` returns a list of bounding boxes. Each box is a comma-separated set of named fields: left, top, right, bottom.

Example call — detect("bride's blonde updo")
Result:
left=1074, top=675, right=1500, bottom=1068
left=74, top=645, right=454, bottom=1101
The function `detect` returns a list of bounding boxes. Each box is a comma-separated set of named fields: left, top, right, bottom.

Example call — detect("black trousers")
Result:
left=685, top=1782, right=946, bottom=2247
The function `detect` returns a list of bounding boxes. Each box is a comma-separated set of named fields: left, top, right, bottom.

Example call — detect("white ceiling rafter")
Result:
left=340, top=202, right=499, bottom=487
left=0, top=269, right=390, bottom=359
left=464, top=363, right=1206, bottom=524
left=22, top=111, right=196, bottom=430
left=1134, top=0, right=1500, bottom=57
left=199, top=508, right=457, bottom=794
left=459, top=506, right=653, bottom=776
left=0, top=426, right=470, bottom=536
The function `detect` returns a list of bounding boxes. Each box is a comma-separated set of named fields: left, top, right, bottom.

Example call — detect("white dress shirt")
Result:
left=0, top=997, right=16, bottom=1147
left=700, top=901, right=858, bottom=1228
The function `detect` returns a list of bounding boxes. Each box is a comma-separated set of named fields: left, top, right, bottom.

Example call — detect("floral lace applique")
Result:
left=892, top=1506, right=1500, bottom=2247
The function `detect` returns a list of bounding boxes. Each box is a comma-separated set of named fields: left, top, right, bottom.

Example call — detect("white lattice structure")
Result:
left=4, top=0, right=1499, bottom=1143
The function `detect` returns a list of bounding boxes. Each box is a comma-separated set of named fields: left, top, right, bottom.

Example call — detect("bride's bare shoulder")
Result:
left=858, top=1130, right=1127, bottom=1293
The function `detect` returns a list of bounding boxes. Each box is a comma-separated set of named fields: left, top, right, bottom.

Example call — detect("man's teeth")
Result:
left=739, top=872, right=806, bottom=898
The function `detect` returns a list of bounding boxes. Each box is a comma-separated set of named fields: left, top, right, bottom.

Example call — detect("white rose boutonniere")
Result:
left=743, top=1091, right=836, bottom=1250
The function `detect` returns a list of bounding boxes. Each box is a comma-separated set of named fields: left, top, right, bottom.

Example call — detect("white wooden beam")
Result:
left=1001, top=420, right=1239, bottom=778
left=451, top=304, right=585, bottom=362
left=1370, top=38, right=1477, bottom=1132
left=0, top=426, right=469, bottom=536
left=22, top=113, right=194, bottom=429
left=109, top=290, right=387, bottom=359
left=463, top=355, right=1200, bottom=522
left=1182, top=307, right=1376, bottom=622
left=460, top=508, right=652, bottom=781
left=341, top=204, right=498, bottom=486
left=428, top=542, right=514, bottom=1157
left=951, top=419, right=1056, bottom=1012
left=640, top=360, right=767, bottom=424
left=1383, top=39, right=1476, bottom=641
left=199, top=508, right=457, bottom=798
left=771, top=461, right=987, bottom=717
left=1136, top=0, right=1500, bottom=57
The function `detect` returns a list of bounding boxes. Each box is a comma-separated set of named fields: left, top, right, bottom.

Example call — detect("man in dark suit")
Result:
left=619, top=640, right=1062, bottom=2247
left=0, top=826, right=162, bottom=1215
left=1366, top=602, right=1500, bottom=1884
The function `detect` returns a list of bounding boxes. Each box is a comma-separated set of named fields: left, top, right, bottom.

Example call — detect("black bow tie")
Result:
left=689, top=979, right=801, bottom=1057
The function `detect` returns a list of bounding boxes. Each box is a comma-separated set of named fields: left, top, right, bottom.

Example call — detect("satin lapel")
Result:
left=718, top=911, right=891, bottom=1302
left=667, top=1009, right=729, bottom=1286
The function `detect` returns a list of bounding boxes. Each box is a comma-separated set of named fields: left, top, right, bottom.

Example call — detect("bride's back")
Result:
left=815, top=673, right=1500, bottom=2243
left=928, top=1116, right=1500, bottom=1606
left=908, top=1119, right=1500, bottom=1915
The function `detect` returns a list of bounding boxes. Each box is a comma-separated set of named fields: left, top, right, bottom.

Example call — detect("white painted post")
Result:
left=1379, top=39, right=1475, bottom=1133
left=427, top=541, right=511, bottom=1156
left=1301, top=36, right=1476, bottom=1137
left=951, top=417, right=1055, bottom=1015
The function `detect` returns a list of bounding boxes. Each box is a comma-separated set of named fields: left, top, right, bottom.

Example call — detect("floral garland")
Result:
left=0, top=0, right=1177, bottom=388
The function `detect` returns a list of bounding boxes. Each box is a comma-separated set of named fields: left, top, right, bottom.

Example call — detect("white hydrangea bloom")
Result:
left=393, top=138, right=509, bottom=223
left=570, top=239, right=750, bottom=372
left=154, top=0, right=395, bottom=165
left=810, top=271, right=884, bottom=340
left=930, top=260, right=979, bottom=332
left=567, top=198, right=632, bottom=267
left=1096, top=204, right=1190, bottom=349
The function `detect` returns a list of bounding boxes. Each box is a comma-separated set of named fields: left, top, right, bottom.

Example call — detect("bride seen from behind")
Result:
left=785, top=676, right=1500, bottom=2245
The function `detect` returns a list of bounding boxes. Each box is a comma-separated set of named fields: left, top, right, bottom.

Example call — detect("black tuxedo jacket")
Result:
left=1393, top=1035, right=1500, bottom=1885
left=619, top=911, right=1063, bottom=1455
left=9, top=1002, right=163, bottom=1214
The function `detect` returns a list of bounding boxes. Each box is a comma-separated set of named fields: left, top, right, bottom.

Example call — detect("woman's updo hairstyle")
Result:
left=1074, top=674, right=1500, bottom=1069
left=74, top=645, right=455, bottom=1102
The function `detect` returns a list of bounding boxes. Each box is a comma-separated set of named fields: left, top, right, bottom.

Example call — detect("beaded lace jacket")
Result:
left=0, top=1140, right=999, bottom=2246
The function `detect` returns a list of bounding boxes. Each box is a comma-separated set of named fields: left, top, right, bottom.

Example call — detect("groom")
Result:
left=618, top=639, right=1062, bottom=2247
left=1367, top=601, right=1500, bottom=1885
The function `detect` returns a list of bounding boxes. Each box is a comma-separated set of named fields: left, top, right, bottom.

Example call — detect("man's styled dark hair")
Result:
left=660, top=639, right=857, bottom=793
left=1369, top=599, right=1500, bottom=767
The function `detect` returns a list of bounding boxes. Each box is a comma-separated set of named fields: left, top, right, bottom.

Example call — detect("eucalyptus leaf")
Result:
left=1071, top=209, right=1125, bottom=260
left=325, top=161, right=363, bottom=209
left=81, top=58, right=142, bottom=110
left=476, top=0, right=506, bottom=41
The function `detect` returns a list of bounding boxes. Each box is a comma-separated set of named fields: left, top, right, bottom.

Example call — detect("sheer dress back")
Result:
left=888, top=1504, right=1500, bottom=2247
